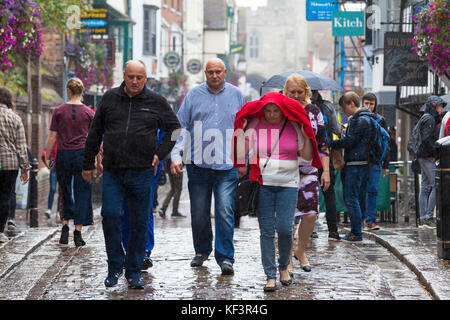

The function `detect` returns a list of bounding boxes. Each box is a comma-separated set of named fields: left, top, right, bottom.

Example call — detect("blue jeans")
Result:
left=56, top=149, right=93, bottom=225
left=257, top=185, right=297, bottom=280
left=47, top=168, right=58, bottom=211
left=186, top=164, right=238, bottom=265
left=361, top=164, right=381, bottom=224
left=343, top=165, right=368, bottom=238
left=418, top=158, right=436, bottom=220
left=120, top=162, right=162, bottom=253
left=101, top=168, right=154, bottom=280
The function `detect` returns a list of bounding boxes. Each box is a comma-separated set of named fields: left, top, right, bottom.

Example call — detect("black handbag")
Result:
left=234, top=118, right=288, bottom=217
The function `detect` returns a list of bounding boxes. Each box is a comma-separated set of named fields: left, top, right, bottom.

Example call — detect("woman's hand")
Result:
left=238, top=166, right=247, bottom=178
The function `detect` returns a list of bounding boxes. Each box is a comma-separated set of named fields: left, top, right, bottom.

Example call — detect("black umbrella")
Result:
left=260, top=70, right=343, bottom=95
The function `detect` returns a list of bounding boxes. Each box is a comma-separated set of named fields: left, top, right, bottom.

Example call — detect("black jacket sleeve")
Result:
left=82, top=98, right=106, bottom=171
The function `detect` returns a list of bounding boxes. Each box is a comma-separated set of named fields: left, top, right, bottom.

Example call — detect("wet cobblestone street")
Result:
left=0, top=173, right=442, bottom=301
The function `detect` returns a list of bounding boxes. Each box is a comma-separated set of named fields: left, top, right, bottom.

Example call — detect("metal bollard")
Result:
left=28, top=158, right=39, bottom=228
left=436, top=136, right=450, bottom=260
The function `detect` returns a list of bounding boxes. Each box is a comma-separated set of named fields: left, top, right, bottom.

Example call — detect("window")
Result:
left=249, top=33, right=259, bottom=59
left=143, top=6, right=157, bottom=56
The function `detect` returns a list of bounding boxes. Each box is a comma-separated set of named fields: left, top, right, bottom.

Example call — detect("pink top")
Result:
left=245, top=118, right=307, bottom=188
left=49, top=103, right=95, bottom=150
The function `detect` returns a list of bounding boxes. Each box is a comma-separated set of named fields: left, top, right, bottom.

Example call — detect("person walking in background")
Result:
left=44, top=78, right=95, bottom=247
left=0, top=86, right=30, bottom=243
left=42, top=143, right=59, bottom=219
left=388, top=127, right=398, bottom=163
left=82, top=60, right=180, bottom=289
left=232, top=91, right=321, bottom=292
left=170, top=58, right=245, bottom=276
left=159, top=155, right=185, bottom=218
left=329, top=91, right=373, bottom=242
left=311, top=90, right=342, bottom=241
left=414, top=96, right=446, bottom=228
left=283, top=74, right=330, bottom=274
left=360, top=93, right=390, bottom=231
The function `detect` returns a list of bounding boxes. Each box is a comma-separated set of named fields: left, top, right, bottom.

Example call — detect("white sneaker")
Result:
left=45, top=209, right=51, bottom=219
left=0, top=233, right=9, bottom=243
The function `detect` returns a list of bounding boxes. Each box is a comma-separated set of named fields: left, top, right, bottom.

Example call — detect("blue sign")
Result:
left=306, top=0, right=339, bottom=21
left=81, top=19, right=108, bottom=28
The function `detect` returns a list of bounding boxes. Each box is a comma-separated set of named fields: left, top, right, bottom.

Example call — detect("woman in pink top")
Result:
left=235, top=99, right=314, bottom=292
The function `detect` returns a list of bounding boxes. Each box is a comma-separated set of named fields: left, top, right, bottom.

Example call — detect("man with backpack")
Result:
left=360, top=93, right=390, bottom=231
left=408, top=96, right=446, bottom=228
left=329, top=91, right=378, bottom=241
left=311, top=90, right=342, bottom=241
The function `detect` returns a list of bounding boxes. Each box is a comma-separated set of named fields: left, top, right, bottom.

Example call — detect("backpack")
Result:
left=407, top=114, right=432, bottom=156
left=362, top=115, right=390, bottom=165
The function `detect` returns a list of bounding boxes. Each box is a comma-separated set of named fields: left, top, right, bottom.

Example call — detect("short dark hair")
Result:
left=0, top=86, right=15, bottom=112
left=362, top=93, right=377, bottom=106
left=339, top=91, right=360, bottom=108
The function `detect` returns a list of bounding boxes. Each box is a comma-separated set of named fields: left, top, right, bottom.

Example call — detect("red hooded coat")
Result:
left=232, top=91, right=322, bottom=183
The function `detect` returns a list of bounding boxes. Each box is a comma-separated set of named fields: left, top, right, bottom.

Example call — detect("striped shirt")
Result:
left=0, top=104, right=30, bottom=171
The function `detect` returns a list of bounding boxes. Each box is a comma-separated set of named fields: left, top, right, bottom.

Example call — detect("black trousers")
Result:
left=0, top=170, right=18, bottom=232
left=318, top=161, right=338, bottom=234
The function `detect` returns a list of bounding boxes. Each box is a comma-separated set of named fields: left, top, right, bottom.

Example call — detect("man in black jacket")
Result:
left=82, top=60, right=180, bottom=289
left=415, top=96, right=445, bottom=228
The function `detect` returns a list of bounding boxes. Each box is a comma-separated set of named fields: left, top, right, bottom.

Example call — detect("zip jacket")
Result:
left=83, top=82, right=181, bottom=170
left=330, top=108, right=373, bottom=164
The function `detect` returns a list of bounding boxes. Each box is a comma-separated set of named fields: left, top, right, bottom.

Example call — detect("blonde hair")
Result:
left=283, top=74, right=311, bottom=106
left=66, top=78, right=84, bottom=96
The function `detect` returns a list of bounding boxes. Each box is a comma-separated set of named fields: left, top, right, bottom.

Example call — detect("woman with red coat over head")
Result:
left=232, top=91, right=321, bottom=292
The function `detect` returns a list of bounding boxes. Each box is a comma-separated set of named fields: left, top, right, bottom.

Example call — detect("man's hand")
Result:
left=171, top=160, right=183, bottom=175
left=82, top=170, right=95, bottom=184
left=320, top=170, right=330, bottom=192
left=20, top=170, right=29, bottom=185
left=152, top=154, right=160, bottom=175
left=238, top=166, right=247, bottom=178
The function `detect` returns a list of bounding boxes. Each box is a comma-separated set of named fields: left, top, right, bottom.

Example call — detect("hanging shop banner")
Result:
left=383, top=32, right=428, bottom=86
left=81, top=4, right=109, bottom=35
left=306, top=0, right=339, bottom=21
left=332, top=11, right=365, bottom=36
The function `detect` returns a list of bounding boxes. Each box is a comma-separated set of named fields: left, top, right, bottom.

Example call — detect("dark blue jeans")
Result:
left=56, top=149, right=92, bottom=225
left=361, top=164, right=381, bottom=224
left=343, top=165, right=368, bottom=238
left=101, top=168, right=154, bottom=280
left=186, top=165, right=238, bottom=265
left=47, top=168, right=58, bottom=211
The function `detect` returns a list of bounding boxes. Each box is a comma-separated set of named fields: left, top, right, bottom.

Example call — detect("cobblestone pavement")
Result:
left=0, top=173, right=448, bottom=300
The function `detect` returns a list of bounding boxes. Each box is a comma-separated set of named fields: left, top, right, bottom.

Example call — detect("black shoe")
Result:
left=59, top=225, right=69, bottom=244
left=127, top=277, right=145, bottom=289
left=171, top=212, right=186, bottom=218
left=190, top=254, right=208, bottom=267
left=73, top=230, right=86, bottom=247
left=142, top=251, right=153, bottom=270
left=328, top=231, right=341, bottom=241
left=280, top=271, right=292, bottom=286
left=220, top=261, right=234, bottom=275
left=263, top=280, right=277, bottom=292
left=104, top=271, right=122, bottom=287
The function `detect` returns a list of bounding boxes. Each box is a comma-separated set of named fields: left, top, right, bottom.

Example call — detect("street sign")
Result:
left=81, top=4, right=108, bottom=35
left=230, top=44, right=245, bottom=54
left=187, top=59, right=202, bottom=74
left=306, top=0, right=339, bottom=21
left=163, top=51, right=181, bottom=69
left=383, top=32, right=428, bottom=86
left=332, top=11, right=365, bottom=36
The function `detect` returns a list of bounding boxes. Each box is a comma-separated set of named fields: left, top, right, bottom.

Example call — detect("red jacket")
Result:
left=232, top=92, right=322, bottom=183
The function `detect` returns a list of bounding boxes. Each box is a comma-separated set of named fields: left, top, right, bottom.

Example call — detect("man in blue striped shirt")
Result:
left=171, top=58, right=246, bottom=275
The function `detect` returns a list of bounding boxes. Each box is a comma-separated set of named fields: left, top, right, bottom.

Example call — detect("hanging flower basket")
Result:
left=410, top=0, right=450, bottom=86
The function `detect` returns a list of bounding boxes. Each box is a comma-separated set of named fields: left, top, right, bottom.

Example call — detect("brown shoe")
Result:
left=367, top=223, right=380, bottom=231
